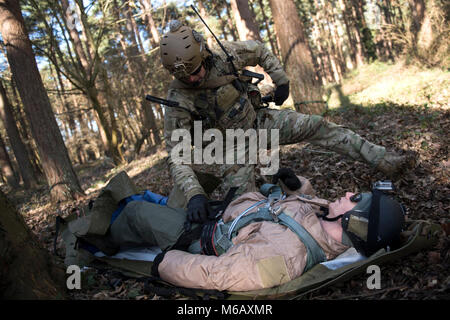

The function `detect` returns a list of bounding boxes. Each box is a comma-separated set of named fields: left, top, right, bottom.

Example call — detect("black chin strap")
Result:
left=316, top=207, right=343, bottom=222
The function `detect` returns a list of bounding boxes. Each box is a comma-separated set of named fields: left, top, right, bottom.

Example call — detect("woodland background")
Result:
left=0, top=0, right=448, bottom=300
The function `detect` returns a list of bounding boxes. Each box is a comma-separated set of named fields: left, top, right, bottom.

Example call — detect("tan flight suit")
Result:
left=157, top=176, right=350, bottom=292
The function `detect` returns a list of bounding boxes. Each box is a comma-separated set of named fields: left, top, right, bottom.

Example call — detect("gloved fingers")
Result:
left=284, top=176, right=302, bottom=190
left=186, top=208, right=194, bottom=222
left=272, top=168, right=302, bottom=190
left=274, top=83, right=289, bottom=106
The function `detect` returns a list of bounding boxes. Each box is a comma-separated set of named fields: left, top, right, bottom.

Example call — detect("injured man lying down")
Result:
left=63, top=168, right=405, bottom=292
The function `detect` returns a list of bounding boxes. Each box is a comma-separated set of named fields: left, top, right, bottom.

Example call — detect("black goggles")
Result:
left=350, top=193, right=362, bottom=203
left=190, top=64, right=202, bottom=76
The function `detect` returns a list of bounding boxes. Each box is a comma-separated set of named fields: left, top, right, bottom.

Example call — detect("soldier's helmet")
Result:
left=160, top=20, right=208, bottom=79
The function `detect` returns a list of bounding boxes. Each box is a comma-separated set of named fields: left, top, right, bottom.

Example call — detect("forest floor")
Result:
left=3, top=60, right=449, bottom=300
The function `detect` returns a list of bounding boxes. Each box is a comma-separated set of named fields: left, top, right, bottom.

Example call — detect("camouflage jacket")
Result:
left=164, top=40, right=289, bottom=202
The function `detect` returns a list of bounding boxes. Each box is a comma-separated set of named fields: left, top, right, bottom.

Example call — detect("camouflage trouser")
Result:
left=167, top=108, right=386, bottom=208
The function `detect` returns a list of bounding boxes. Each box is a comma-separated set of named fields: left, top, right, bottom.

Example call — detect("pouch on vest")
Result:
left=214, top=82, right=256, bottom=130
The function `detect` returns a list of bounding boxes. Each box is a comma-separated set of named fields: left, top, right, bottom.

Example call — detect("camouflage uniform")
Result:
left=164, top=40, right=386, bottom=207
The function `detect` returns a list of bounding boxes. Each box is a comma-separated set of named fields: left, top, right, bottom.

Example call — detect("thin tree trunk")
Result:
left=269, top=0, right=325, bottom=114
left=73, top=0, right=126, bottom=165
left=378, top=0, right=395, bottom=61
left=49, top=61, right=76, bottom=137
left=214, top=4, right=230, bottom=40
left=60, top=0, right=90, bottom=73
left=256, top=0, right=279, bottom=57
left=0, top=133, right=19, bottom=187
left=113, top=0, right=160, bottom=154
left=197, top=1, right=214, bottom=48
left=127, top=2, right=145, bottom=55
left=224, top=1, right=238, bottom=41
left=347, top=0, right=366, bottom=65
left=7, top=64, right=44, bottom=181
left=318, top=1, right=342, bottom=83
left=0, top=80, right=37, bottom=188
left=338, top=0, right=358, bottom=68
left=0, top=0, right=83, bottom=202
left=328, top=2, right=347, bottom=76
left=229, top=0, right=272, bottom=86
left=139, top=0, right=160, bottom=48
left=229, top=0, right=262, bottom=41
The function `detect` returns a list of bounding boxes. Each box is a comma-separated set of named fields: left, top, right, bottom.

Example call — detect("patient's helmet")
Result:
left=341, top=190, right=405, bottom=256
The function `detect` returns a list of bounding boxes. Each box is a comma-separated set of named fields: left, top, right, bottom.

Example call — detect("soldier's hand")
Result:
left=186, top=194, right=212, bottom=223
left=274, top=82, right=289, bottom=106
left=272, top=168, right=302, bottom=191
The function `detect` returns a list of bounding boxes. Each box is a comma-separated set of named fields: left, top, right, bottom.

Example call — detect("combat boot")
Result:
left=376, top=151, right=417, bottom=176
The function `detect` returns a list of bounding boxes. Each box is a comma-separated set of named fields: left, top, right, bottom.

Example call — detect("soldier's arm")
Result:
left=164, top=89, right=206, bottom=202
left=228, top=40, right=289, bottom=86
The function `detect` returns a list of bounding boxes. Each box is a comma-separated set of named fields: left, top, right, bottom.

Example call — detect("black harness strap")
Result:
left=366, top=189, right=382, bottom=255
left=200, top=187, right=239, bottom=256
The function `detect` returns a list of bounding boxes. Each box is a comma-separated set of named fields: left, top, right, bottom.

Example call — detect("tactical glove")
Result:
left=186, top=194, right=212, bottom=223
left=274, top=83, right=289, bottom=106
left=272, top=168, right=302, bottom=191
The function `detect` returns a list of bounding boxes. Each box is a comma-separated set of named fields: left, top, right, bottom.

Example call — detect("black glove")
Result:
left=274, top=83, right=289, bottom=106
left=186, top=194, right=212, bottom=223
left=272, top=168, right=302, bottom=191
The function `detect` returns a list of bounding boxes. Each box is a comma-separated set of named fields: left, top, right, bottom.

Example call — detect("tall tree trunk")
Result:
left=224, top=1, right=238, bottom=41
left=0, top=80, right=38, bottom=188
left=352, top=0, right=377, bottom=61
left=0, top=0, right=83, bottom=202
left=377, top=0, right=395, bottom=61
left=409, top=0, right=433, bottom=50
left=229, top=0, right=261, bottom=41
left=0, top=133, right=18, bottom=188
left=139, top=0, right=160, bottom=48
left=316, top=0, right=342, bottom=83
left=328, top=2, right=347, bottom=76
left=0, top=190, right=67, bottom=299
left=214, top=4, right=230, bottom=40
left=59, top=0, right=108, bottom=155
left=54, top=63, right=77, bottom=135
left=6, top=60, right=44, bottom=180
left=408, top=0, right=426, bottom=44
left=268, top=0, right=325, bottom=114
left=126, top=2, right=145, bottom=55
left=338, top=0, right=358, bottom=68
left=48, top=61, right=76, bottom=137
left=346, top=0, right=366, bottom=65
left=60, top=0, right=90, bottom=73
left=86, top=85, right=124, bottom=165
left=256, top=0, right=280, bottom=58
left=197, top=1, right=214, bottom=48
left=229, top=0, right=272, bottom=86
left=112, top=0, right=160, bottom=154
left=70, top=0, right=126, bottom=165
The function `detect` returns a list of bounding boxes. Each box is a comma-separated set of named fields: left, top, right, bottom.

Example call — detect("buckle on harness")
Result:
left=269, top=205, right=284, bottom=223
